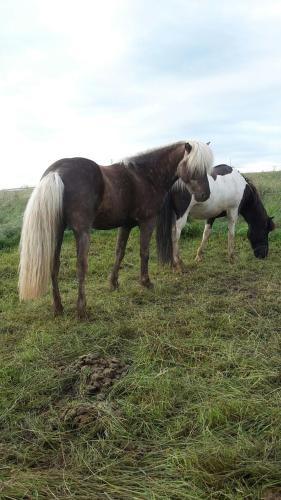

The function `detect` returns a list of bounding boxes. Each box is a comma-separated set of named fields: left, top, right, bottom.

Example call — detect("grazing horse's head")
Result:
left=248, top=215, right=275, bottom=259
left=241, top=179, right=275, bottom=259
left=177, top=141, right=213, bottom=202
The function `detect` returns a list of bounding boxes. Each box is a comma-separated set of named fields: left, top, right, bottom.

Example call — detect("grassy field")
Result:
left=0, top=188, right=32, bottom=249
left=1, top=172, right=281, bottom=499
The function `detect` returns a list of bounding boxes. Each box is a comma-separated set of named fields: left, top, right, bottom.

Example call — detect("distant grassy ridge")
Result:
left=1, top=170, right=280, bottom=248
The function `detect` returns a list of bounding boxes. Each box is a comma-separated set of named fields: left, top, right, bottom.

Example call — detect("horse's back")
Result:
left=44, top=157, right=101, bottom=182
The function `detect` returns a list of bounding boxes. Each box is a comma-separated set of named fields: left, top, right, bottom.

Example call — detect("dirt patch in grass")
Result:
left=262, top=488, right=281, bottom=500
left=209, top=274, right=259, bottom=300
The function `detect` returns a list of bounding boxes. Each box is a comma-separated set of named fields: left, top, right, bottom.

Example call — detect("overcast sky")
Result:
left=1, top=0, right=281, bottom=188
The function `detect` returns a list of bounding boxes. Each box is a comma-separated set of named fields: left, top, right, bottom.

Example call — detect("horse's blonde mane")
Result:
left=185, top=140, right=214, bottom=177
left=122, top=140, right=213, bottom=177
left=172, top=178, right=188, bottom=193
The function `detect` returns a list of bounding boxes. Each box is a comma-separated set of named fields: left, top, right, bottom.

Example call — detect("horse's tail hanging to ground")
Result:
left=156, top=191, right=175, bottom=265
left=19, top=172, right=64, bottom=301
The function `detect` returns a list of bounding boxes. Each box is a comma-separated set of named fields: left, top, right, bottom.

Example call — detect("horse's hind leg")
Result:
left=51, top=226, right=64, bottom=316
left=74, top=229, right=90, bottom=318
left=195, top=219, right=214, bottom=262
left=140, top=218, right=155, bottom=288
left=109, top=226, right=132, bottom=291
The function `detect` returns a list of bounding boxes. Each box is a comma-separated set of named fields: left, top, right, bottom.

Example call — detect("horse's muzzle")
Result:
left=194, top=192, right=209, bottom=202
left=254, top=246, right=268, bottom=259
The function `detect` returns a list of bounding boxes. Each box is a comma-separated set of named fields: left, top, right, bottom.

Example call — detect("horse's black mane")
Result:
left=239, top=175, right=270, bottom=226
left=243, top=176, right=260, bottom=200
left=242, top=176, right=264, bottom=209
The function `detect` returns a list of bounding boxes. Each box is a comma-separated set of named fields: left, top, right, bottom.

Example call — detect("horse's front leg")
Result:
left=195, top=219, right=213, bottom=262
left=139, top=218, right=156, bottom=288
left=172, top=215, right=187, bottom=272
left=109, top=226, right=132, bottom=291
left=74, top=230, right=90, bottom=319
left=227, top=209, right=238, bottom=262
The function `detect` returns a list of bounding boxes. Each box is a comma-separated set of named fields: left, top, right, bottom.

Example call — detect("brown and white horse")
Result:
left=19, top=140, right=213, bottom=318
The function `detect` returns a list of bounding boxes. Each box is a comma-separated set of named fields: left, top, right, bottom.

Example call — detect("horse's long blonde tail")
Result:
left=19, top=172, right=64, bottom=301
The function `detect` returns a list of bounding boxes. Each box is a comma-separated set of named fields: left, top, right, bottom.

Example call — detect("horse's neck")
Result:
left=240, top=186, right=267, bottom=228
left=119, top=143, right=184, bottom=191
left=160, top=144, right=185, bottom=189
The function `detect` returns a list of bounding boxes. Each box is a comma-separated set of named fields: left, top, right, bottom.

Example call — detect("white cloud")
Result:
left=1, top=0, right=281, bottom=188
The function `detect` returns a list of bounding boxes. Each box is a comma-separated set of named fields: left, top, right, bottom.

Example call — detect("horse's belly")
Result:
left=92, top=181, right=135, bottom=229
left=189, top=201, right=225, bottom=220
left=93, top=210, right=135, bottom=230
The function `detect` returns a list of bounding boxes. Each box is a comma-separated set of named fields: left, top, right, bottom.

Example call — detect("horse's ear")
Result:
left=185, top=142, right=192, bottom=154
left=206, top=141, right=211, bottom=146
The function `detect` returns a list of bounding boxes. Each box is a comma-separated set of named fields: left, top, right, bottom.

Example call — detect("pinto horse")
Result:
left=19, top=140, right=213, bottom=317
left=156, top=164, right=275, bottom=269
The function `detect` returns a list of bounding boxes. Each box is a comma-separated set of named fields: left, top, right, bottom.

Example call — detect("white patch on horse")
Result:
left=190, top=169, right=246, bottom=220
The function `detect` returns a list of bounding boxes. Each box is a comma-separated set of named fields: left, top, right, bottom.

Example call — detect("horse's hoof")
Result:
left=195, top=255, right=203, bottom=263
left=173, top=261, right=186, bottom=272
left=54, top=306, right=64, bottom=317
left=77, top=302, right=87, bottom=319
left=141, top=280, right=154, bottom=289
left=77, top=310, right=87, bottom=320
left=109, top=280, right=119, bottom=291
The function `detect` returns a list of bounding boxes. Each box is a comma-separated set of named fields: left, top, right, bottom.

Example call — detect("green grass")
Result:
left=1, top=171, right=281, bottom=499
left=0, top=188, right=32, bottom=248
